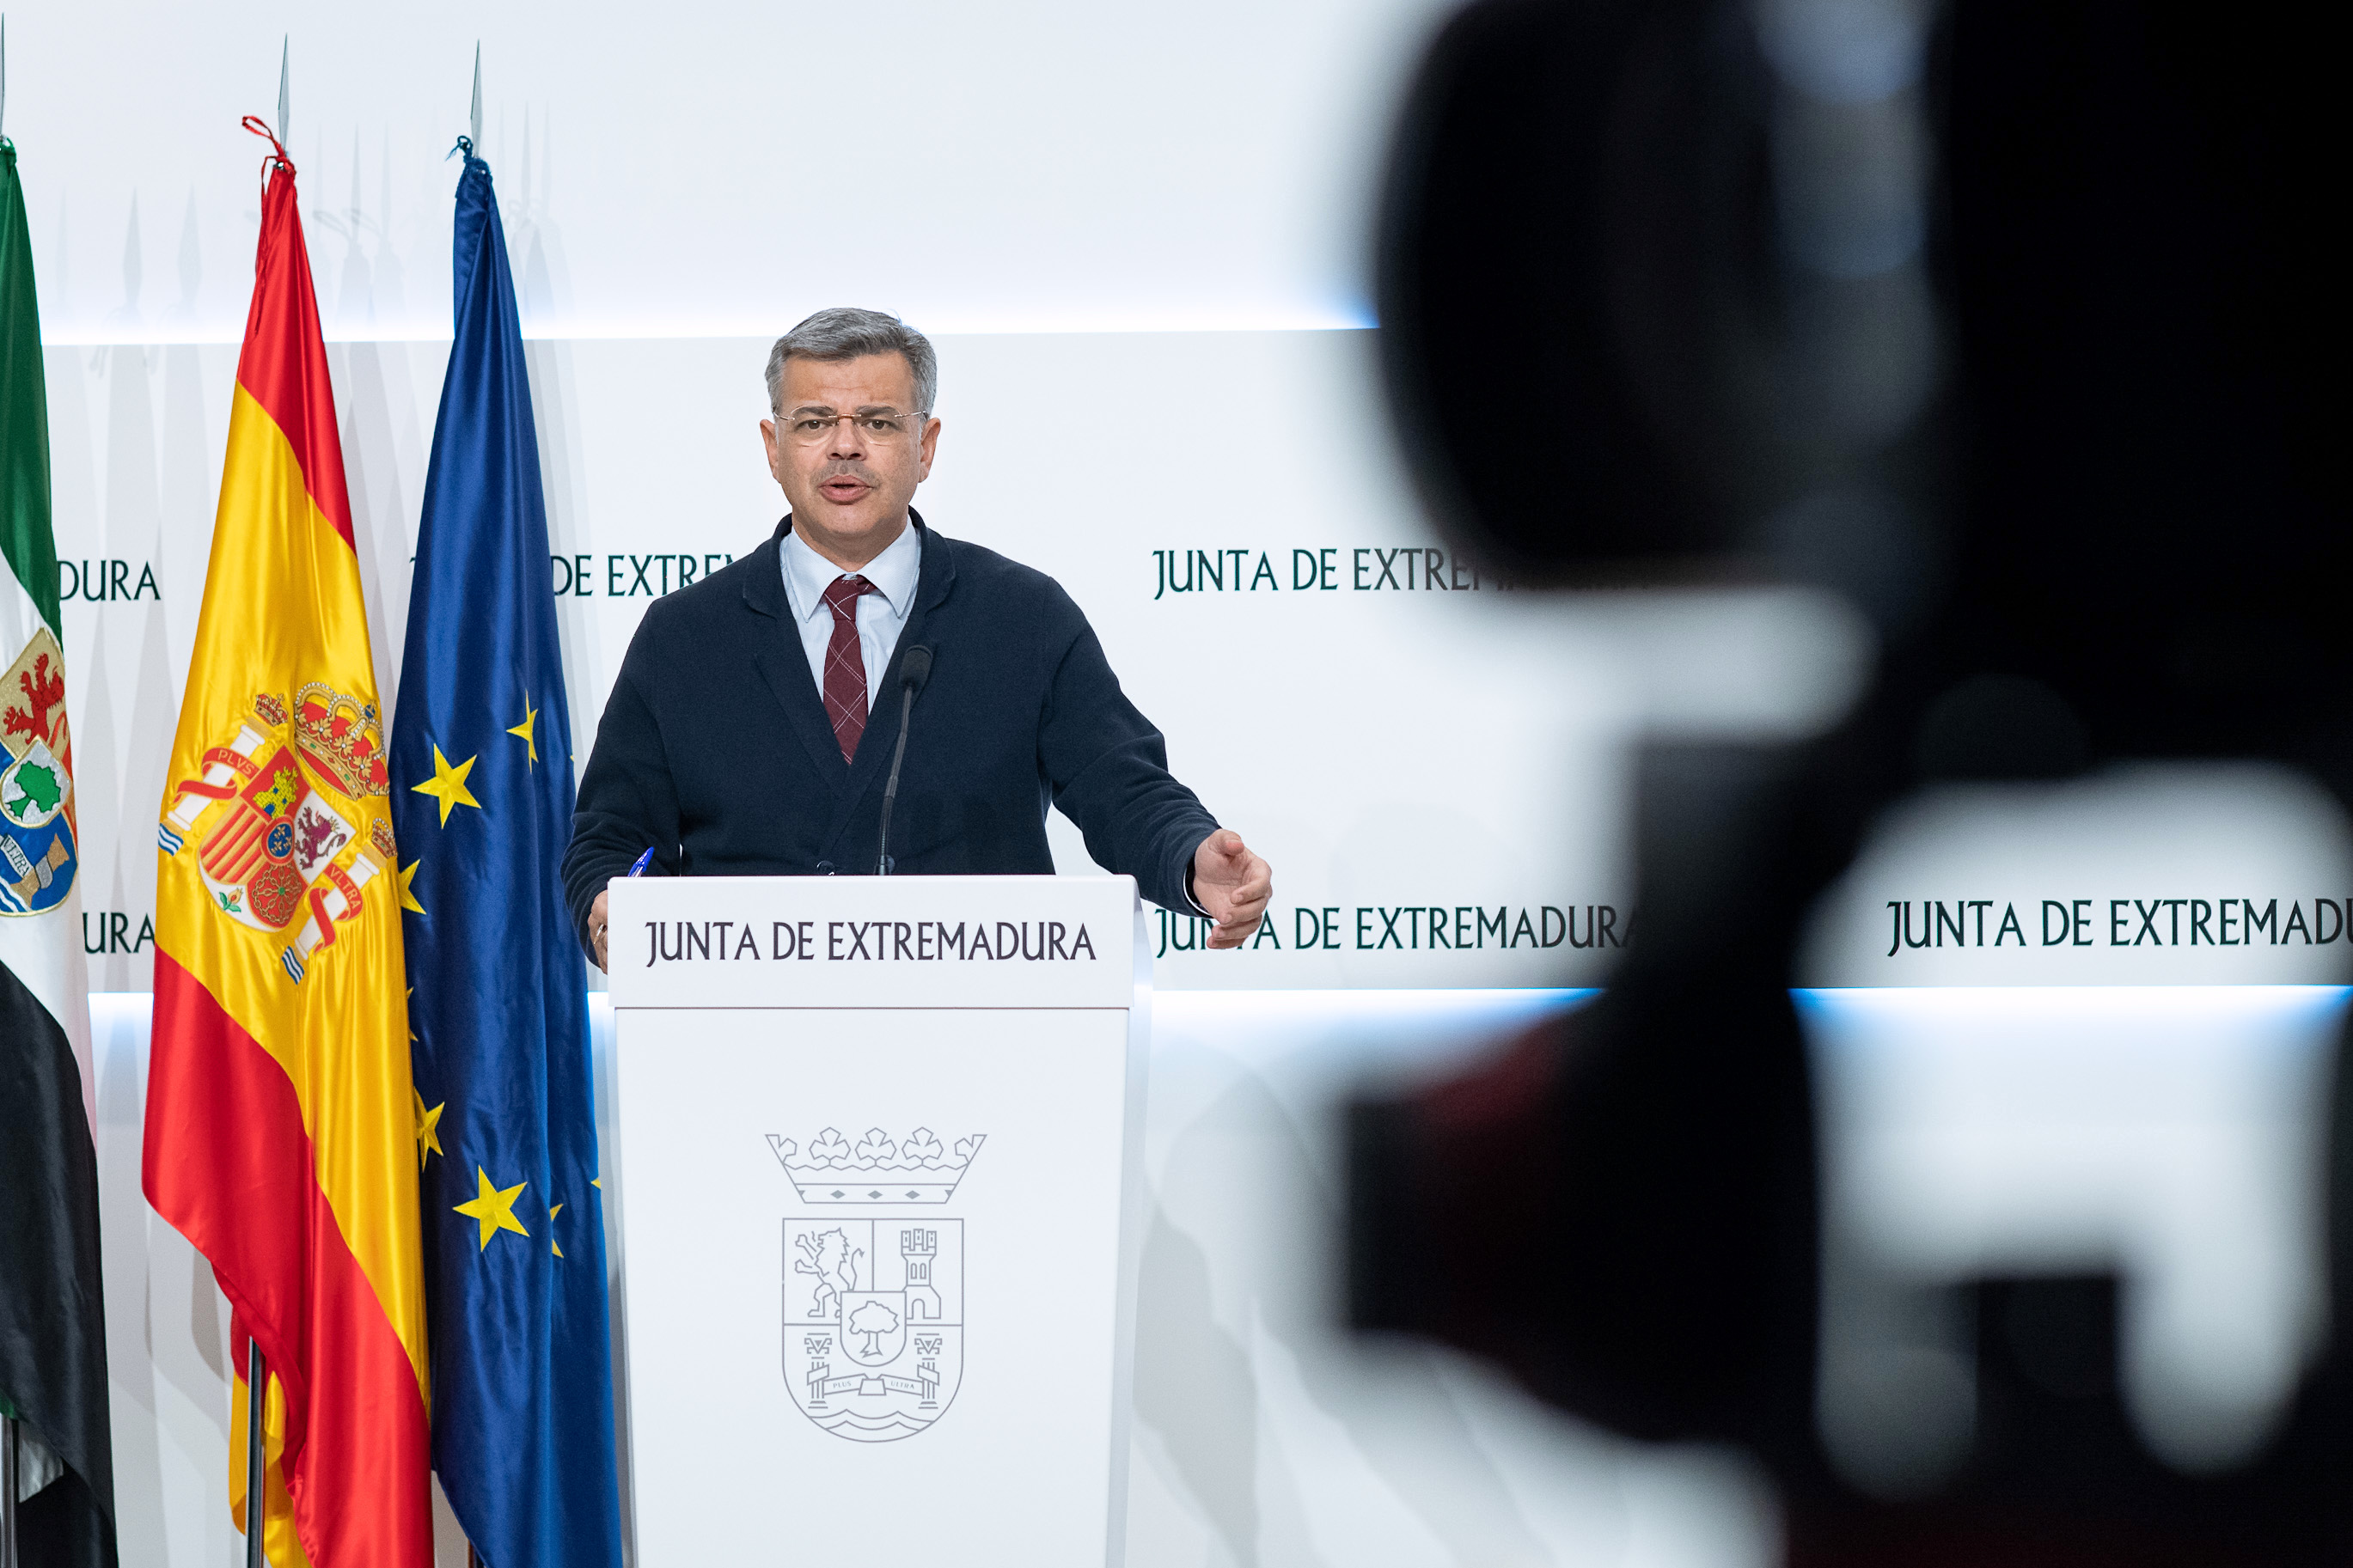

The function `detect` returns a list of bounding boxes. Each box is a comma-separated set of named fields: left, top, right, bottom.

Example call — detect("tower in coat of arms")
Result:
left=778, top=1126, right=977, bottom=1443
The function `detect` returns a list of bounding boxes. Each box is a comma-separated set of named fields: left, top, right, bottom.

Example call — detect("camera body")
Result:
left=1352, top=1, right=2350, bottom=1559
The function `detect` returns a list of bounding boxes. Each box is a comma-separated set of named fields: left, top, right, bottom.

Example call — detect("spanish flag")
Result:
left=143, top=122, right=429, bottom=1567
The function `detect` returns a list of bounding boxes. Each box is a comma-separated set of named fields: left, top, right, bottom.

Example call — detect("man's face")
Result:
left=760, top=351, right=940, bottom=570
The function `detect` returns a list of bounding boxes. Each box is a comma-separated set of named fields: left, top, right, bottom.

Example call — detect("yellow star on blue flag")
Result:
left=508, top=699, right=539, bottom=768
left=414, top=1089, right=444, bottom=1170
left=412, top=744, right=481, bottom=827
left=454, top=1167, right=529, bottom=1250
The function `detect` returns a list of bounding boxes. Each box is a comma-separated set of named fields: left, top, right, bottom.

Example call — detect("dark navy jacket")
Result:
left=562, top=513, right=1219, bottom=954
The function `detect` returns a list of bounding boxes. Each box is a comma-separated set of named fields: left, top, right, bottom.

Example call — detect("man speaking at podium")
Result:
left=563, top=308, right=1271, bottom=969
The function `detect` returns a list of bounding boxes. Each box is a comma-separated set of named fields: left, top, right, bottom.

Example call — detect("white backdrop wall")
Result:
left=4, top=0, right=1450, bottom=341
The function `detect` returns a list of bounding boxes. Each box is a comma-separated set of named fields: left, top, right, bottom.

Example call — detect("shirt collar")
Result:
left=779, top=516, right=923, bottom=624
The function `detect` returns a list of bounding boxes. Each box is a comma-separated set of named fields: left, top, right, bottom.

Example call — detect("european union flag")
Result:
left=390, top=141, right=624, bottom=1568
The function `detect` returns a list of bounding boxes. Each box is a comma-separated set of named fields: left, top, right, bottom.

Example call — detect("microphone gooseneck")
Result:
left=876, top=645, right=933, bottom=876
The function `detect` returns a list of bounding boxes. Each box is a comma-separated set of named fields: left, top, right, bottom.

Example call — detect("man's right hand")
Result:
left=590, top=889, right=609, bottom=973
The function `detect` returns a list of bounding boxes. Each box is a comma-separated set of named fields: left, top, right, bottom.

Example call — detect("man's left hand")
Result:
left=1192, top=829, right=1273, bottom=950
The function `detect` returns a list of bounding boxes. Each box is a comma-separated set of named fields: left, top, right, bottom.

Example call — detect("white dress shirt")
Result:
left=777, top=520, right=922, bottom=711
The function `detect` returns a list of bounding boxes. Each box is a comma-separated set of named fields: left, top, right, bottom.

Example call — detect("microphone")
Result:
left=876, top=645, right=933, bottom=876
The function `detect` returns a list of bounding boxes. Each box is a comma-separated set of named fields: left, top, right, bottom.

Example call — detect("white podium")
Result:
left=603, top=875, right=1150, bottom=1565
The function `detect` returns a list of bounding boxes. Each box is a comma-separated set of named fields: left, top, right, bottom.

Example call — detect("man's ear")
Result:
left=761, top=418, right=787, bottom=484
left=916, top=417, right=942, bottom=481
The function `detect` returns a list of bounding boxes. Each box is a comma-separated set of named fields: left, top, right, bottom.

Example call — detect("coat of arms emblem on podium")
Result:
left=773, top=1128, right=981, bottom=1443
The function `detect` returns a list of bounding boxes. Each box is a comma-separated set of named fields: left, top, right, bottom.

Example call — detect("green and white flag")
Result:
left=0, top=151, right=75, bottom=930
left=0, top=132, right=117, bottom=1567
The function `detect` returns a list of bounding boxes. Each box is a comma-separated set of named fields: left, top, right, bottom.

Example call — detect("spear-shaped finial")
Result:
left=276, top=34, right=290, bottom=146
left=470, top=42, right=482, bottom=150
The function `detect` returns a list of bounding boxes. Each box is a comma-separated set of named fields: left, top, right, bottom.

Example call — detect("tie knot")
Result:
left=822, top=575, right=872, bottom=619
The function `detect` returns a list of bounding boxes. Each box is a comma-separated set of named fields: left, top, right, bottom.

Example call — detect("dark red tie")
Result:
left=821, top=575, right=875, bottom=761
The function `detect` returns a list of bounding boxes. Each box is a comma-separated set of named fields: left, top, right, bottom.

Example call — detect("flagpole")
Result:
left=3, top=1412, right=20, bottom=1568
left=0, top=18, right=10, bottom=1553
left=460, top=56, right=486, bottom=1568
left=245, top=1342, right=266, bottom=1568
left=0, top=30, right=19, bottom=1561
left=244, top=44, right=290, bottom=1568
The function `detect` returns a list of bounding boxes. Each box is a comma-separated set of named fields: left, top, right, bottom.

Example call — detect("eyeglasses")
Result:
left=774, top=410, right=932, bottom=446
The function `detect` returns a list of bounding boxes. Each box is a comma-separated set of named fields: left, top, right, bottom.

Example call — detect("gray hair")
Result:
left=764, top=308, right=938, bottom=416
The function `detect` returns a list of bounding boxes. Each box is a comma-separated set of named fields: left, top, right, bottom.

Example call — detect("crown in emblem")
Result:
left=293, top=683, right=389, bottom=798
left=767, top=1127, right=985, bottom=1205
